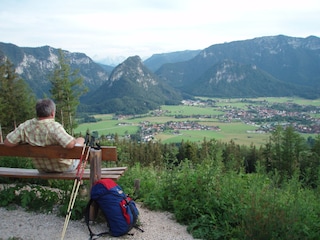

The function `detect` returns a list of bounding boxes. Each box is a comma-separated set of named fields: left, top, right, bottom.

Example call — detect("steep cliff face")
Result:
left=185, top=60, right=308, bottom=98
left=156, top=35, right=320, bottom=91
left=0, top=43, right=110, bottom=97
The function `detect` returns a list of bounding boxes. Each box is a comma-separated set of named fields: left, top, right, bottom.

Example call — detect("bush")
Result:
left=118, top=161, right=320, bottom=239
left=0, top=184, right=59, bottom=213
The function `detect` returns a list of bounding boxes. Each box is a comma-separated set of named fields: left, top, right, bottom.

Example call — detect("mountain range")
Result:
left=0, top=34, right=319, bottom=114
left=155, top=35, right=320, bottom=99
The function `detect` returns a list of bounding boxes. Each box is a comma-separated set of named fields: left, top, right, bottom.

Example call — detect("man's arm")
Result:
left=65, top=137, right=85, bottom=149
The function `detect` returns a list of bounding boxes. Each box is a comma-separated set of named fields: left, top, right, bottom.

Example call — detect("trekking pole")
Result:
left=64, top=133, right=90, bottom=216
left=61, top=133, right=92, bottom=240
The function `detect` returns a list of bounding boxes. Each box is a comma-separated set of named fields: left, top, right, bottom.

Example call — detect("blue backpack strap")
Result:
left=84, top=198, right=110, bottom=239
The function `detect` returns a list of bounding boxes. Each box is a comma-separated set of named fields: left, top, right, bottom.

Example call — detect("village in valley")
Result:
left=128, top=98, right=320, bottom=142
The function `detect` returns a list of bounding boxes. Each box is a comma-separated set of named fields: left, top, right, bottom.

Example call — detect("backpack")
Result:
left=85, top=178, right=142, bottom=239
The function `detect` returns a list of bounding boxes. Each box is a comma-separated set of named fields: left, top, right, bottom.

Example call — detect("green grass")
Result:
left=207, top=97, right=320, bottom=107
left=76, top=119, right=139, bottom=136
left=161, top=105, right=224, bottom=116
left=157, top=129, right=225, bottom=143
left=156, top=122, right=270, bottom=145
left=131, top=116, right=175, bottom=123
left=252, top=97, right=320, bottom=106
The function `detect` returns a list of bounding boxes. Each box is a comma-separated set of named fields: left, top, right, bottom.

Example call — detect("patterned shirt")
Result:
left=6, top=118, right=75, bottom=172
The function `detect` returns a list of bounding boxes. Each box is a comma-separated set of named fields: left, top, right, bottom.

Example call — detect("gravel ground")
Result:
left=0, top=203, right=195, bottom=240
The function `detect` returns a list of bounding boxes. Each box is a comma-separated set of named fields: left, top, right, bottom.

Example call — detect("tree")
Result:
left=222, top=140, right=243, bottom=172
left=177, top=140, right=199, bottom=164
left=0, top=58, right=35, bottom=135
left=281, top=125, right=305, bottom=176
left=50, top=49, right=87, bottom=135
left=245, top=143, right=258, bottom=173
left=267, top=125, right=305, bottom=179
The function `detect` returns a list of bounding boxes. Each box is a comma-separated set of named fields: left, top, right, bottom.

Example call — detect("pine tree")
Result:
left=267, top=125, right=305, bottom=179
left=281, top=126, right=305, bottom=176
left=50, top=49, right=87, bottom=135
left=270, top=125, right=282, bottom=170
left=245, top=143, right=258, bottom=173
left=0, top=58, right=35, bottom=135
left=177, top=140, right=199, bottom=164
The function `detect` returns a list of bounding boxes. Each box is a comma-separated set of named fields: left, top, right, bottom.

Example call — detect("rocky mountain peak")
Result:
left=109, top=55, right=157, bottom=89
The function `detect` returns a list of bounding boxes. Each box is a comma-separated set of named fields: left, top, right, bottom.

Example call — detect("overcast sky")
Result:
left=1, top=0, right=319, bottom=63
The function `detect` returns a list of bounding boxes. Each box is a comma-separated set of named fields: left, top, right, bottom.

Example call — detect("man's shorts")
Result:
left=65, top=143, right=82, bottom=172
left=66, top=159, right=80, bottom=172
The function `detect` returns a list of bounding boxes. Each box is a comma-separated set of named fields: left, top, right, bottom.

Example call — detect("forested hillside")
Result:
left=156, top=35, right=320, bottom=99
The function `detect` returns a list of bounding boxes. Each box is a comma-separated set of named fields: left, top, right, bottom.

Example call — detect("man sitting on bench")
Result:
left=4, top=98, right=84, bottom=173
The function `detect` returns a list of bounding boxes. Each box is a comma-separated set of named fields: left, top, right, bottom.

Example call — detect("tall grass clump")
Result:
left=118, top=162, right=171, bottom=210
left=232, top=171, right=317, bottom=239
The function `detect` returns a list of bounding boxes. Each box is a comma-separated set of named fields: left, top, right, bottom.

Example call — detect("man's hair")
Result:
left=36, top=99, right=56, bottom=118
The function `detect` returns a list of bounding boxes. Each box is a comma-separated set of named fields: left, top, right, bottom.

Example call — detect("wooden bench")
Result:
left=0, top=143, right=127, bottom=186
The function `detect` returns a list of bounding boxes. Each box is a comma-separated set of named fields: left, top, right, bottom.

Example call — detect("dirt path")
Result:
left=0, top=203, right=195, bottom=240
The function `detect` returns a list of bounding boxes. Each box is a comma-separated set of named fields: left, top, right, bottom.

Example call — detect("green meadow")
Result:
left=255, top=97, right=320, bottom=106
left=153, top=121, right=269, bottom=145
left=160, top=104, right=224, bottom=116
left=75, top=97, right=320, bottom=146
left=76, top=114, right=139, bottom=136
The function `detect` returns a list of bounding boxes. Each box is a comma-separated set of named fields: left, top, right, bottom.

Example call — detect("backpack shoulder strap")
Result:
left=84, top=199, right=110, bottom=240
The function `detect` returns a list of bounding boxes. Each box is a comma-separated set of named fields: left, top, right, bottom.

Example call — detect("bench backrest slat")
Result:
left=0, top=144, right=117, bottom=161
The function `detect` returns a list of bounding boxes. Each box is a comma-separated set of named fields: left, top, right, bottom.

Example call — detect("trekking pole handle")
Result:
left=84, top=132, right=90, bottom=145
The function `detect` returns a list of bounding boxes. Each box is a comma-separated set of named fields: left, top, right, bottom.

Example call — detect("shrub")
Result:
left=118, top=161, right=320, bottom=239
left=0, top=184, right=59, bottom=213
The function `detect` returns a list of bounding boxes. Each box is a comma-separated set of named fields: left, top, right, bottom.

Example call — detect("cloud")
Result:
left=0, top=0, right=320, bottom=62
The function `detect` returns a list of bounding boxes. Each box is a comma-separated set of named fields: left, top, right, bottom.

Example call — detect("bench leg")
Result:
left=89, top=149, right=102, bottom=220
left=89, top=149, right=102, bottom=190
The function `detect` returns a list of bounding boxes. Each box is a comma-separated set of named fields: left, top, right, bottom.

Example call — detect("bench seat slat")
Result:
left=101, top=167, right=127, bottom=171
left=0, top=167, right=127, bottom=181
